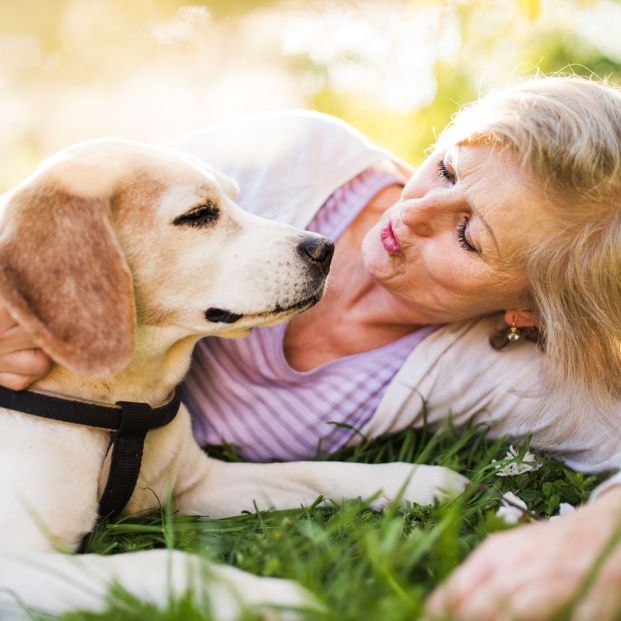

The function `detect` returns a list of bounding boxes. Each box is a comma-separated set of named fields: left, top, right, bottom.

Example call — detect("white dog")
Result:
left=0, top=139, right=467, bottom=620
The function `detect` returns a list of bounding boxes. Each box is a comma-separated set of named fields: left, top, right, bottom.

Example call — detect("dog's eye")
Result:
left=173, top=200, right=220, bottom=228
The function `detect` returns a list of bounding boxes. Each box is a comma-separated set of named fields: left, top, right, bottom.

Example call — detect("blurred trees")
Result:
left=0, top=0, right=620, bottom=190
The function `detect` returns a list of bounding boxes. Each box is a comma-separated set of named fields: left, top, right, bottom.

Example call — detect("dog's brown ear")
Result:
left=0, top=173, right=136, bottom=377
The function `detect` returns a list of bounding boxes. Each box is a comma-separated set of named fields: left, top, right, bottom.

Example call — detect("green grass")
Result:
left=48, top=420, right=605, bottom=621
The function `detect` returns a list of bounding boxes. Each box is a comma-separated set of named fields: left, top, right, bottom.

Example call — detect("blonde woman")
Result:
left=1, top=75, right=621, bottom=620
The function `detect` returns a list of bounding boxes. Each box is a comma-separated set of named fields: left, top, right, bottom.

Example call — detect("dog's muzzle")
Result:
left=204, top=233, right=334, bottom=325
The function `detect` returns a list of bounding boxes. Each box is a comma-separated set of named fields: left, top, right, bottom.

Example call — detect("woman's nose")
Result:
left=398, top=197, right=438, bottom=237
left=399, top=191, right=462, bottom=236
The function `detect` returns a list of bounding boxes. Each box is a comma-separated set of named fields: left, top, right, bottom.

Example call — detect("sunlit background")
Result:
left=1, top=0, right=620, bottom=192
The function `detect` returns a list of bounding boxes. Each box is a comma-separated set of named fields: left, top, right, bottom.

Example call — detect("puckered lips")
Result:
left=380, top=219, right=400, bottom=255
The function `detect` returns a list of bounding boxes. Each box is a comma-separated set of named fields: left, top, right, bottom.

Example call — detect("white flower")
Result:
left=550, top=502, right=576, bottom=522
left=492, top=445, right=542, bottom=477
left=496, top=491, right=529, bottom=525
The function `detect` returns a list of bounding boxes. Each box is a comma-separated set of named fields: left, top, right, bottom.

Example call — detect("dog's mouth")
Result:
left=261, top=290, right=323, bottom=318
left=205, top=288, right=324, bottom=326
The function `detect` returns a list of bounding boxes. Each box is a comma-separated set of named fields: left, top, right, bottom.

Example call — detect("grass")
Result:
left=43, top=419, right=606, bottom=621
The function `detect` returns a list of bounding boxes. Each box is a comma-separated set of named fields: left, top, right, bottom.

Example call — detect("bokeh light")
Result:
left=1, top=0, right=620, bottom=191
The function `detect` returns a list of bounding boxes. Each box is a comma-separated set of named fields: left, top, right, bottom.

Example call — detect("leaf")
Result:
left=542, top=481, right=555, bottom=497
left=544, top=493, right=562, bottom=515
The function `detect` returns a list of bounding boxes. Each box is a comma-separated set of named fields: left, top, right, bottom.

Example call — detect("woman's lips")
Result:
left=380, top=220, right=401, bottom=254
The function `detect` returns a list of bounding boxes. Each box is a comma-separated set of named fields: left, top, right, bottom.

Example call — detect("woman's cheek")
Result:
left=417, top=242, right=457, bottom=284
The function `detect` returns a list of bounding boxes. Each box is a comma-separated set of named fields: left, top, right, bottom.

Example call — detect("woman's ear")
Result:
left=0, top=170, right=136, bottom=378
left=504, top=308, right=537, bottom=328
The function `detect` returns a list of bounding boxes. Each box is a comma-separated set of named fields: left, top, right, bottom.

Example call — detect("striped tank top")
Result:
left=181, top=166, right=437, bottom=461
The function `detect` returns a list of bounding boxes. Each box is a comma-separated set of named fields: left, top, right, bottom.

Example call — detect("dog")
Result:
left=0, top=139, right=467, bottom=620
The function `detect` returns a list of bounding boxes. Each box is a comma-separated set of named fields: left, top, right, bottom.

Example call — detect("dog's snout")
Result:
left=297, top=236, right=334, bottom=274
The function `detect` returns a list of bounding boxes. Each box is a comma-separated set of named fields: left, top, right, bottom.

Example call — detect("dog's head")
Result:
left=0, top=139, right=333, bottom=377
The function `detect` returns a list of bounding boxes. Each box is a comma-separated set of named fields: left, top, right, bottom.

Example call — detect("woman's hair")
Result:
left=440, top=75, right=621, bottom=436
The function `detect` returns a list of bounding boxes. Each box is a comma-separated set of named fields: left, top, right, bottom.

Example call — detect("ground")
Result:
left=49, top=418, right=604, bottom=621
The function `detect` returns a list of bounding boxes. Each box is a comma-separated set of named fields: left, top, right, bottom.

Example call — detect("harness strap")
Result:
left=98, top=401, right=152, bottom=520
left=0, top=385, right=181, bottom=520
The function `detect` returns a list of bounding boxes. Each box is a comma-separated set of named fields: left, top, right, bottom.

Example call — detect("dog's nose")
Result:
left=297, top=236, right=334, bottom=274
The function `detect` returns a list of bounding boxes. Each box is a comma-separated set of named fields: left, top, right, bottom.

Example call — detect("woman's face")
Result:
left=362, top=144, right=548, bottom=324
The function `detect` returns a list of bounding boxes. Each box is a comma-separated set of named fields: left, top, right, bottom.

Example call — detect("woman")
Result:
left=1, top=75, right=621, bottom=620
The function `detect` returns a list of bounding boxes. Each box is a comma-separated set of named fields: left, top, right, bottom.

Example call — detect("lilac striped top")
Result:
left=181, top=167, right=438, bottom=461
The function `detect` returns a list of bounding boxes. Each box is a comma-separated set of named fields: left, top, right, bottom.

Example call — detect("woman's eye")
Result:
left=456, top=219, right=477, bottom=253
left=436, top=159, right=456, bottom=184
left=173, top=200, right=220, bottom=228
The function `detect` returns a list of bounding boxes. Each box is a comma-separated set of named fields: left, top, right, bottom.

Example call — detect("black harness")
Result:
left=0, top=384, right=181, bottom=520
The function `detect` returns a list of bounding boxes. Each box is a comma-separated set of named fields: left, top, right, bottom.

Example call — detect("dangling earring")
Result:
left=506, top=320, right=521, bottom=343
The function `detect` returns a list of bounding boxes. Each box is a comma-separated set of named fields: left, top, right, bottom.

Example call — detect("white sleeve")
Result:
left=365, top=317, right=542, bottom=436
left=164, top=109, right=389, bottom=226
left=423, top=326, right=621, bottom=475
left=365, top=316, right=621, bottom=476
left=590, top=472, right=621, bottom=502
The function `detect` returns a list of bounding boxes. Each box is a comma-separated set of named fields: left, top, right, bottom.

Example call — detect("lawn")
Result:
left=46, top=418, right=604, bottom=621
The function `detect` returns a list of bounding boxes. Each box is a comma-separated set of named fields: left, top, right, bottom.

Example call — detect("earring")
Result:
left=506, top=320, right=521, bottom=343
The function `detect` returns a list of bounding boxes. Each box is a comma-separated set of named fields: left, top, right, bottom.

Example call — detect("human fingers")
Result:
left=426, top=521, right=573, bottom=621
left=0, top=372, right=43, bottom=391
left=0, top=323, right=39, bottom=355
left=428, top=488, right=621, bottom=621
left=0, top=303, right=19, bottom=332
left=427, top=518, right=619, bottom=621
left=571, top=546, right=621, bottom=621
left=426, top=532, right=510, bottom=618
left=453, top=572, right=582, bottom=621
left=0, top=349, right=51, bottom=386
left=428, top=548, right=582, bottom=621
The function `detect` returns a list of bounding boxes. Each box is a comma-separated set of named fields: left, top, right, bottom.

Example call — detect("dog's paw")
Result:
left=364, top=462, right=468, bottom=510
left=208, top=564, right=319, bottom=621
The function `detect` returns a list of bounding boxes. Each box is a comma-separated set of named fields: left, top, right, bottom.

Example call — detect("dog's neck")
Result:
left=31, top=325, right=203, bottom=407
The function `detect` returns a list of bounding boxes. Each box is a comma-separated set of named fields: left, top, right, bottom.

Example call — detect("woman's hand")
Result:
left=0, top=304, right=51, bottom=390
left=426, top=486, right=621, bottom=621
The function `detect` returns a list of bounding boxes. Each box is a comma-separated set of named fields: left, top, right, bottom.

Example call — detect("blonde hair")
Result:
left=441, top=75, right=621, bottom=436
